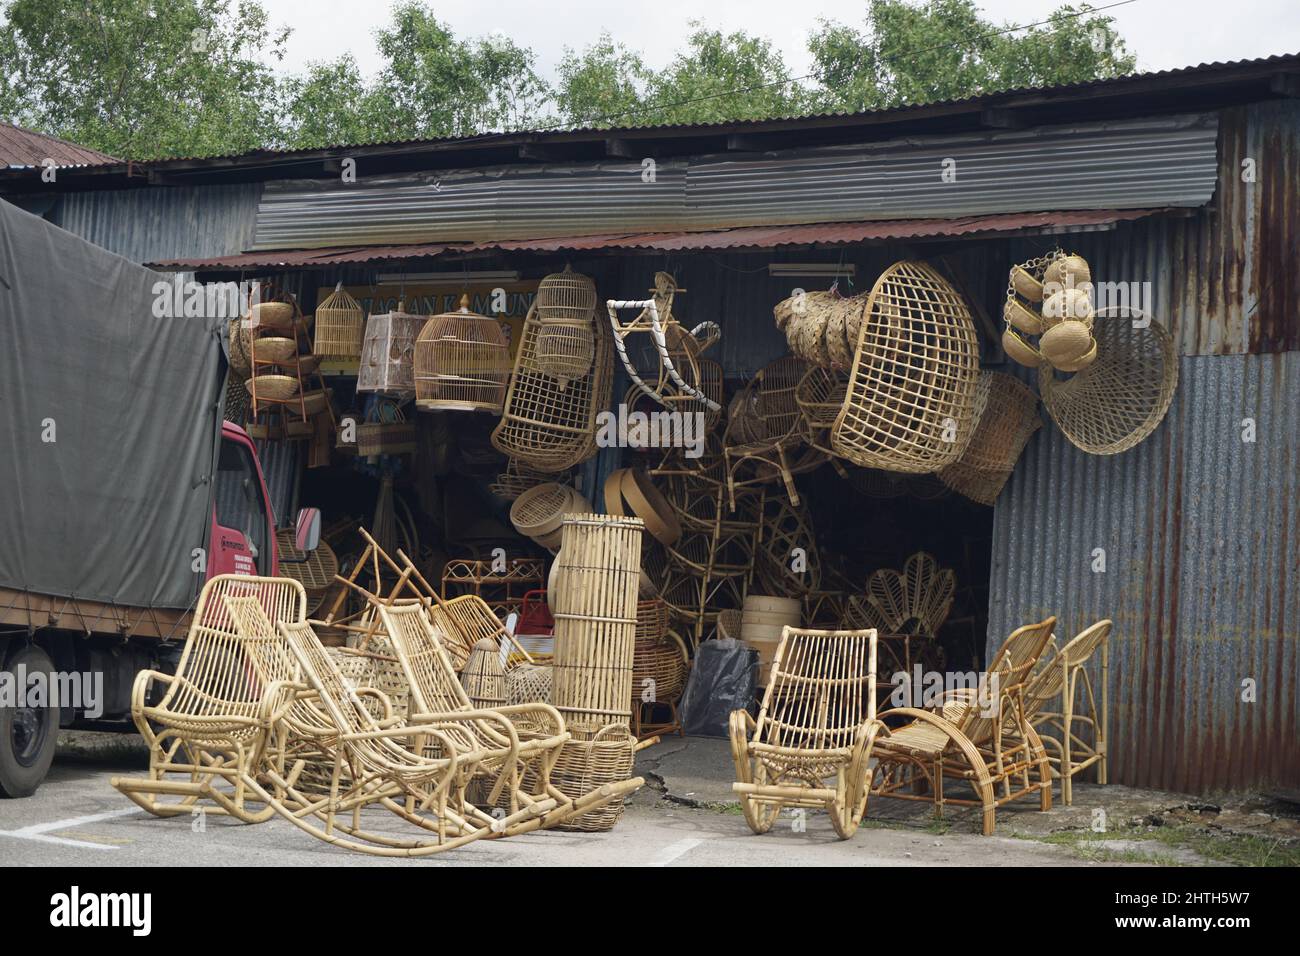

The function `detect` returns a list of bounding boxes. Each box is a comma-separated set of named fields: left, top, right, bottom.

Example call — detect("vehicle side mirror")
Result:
left=295, top=507, right=321, bottom=551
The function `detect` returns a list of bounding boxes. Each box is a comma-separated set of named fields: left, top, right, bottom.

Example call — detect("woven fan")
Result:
left=864, top=552, right=955, bottom=637
left=1039, top=307, right=1178, bottom=455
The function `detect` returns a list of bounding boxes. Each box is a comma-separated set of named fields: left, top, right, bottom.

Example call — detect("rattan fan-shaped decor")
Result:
left=536, top=266, right=598, bottom=388
left=937, top=371, right=1041, bottom=505
left=313, top=282, right=366, bottom=359
left=865, top=552, right=955, bottom=637
left=413, top=299, right=510, bottom=413
left=1039, top=307, right=1178, bottom=455
left=491, top=304, right=614, bottom=472
left=459, top=636, right=506, bottom=709
left=832, top=261, right=980, bottom=473
left=357, top=306, right=426, bottom=394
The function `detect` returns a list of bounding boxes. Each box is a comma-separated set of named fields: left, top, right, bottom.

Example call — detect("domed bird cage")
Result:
left=312, top=282, right=366, bottom=359
left=414, top=296, right=510, bottom=413
left=357, top=303, right=426, bottom=395
left=536, top=266, right=597, bottom=388
left=831, top=260, right=980, bottom=473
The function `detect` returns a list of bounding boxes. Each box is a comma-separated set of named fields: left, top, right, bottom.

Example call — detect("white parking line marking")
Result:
left=0, top=807, right=140, bottom=851
left=649, top=837, right=702, bottom=866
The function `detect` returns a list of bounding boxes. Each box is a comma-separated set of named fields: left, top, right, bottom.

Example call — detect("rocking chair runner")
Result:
left=730, top=626, right=884, bottom=840
left=111, top=575, right=308, bottom=823
left=870, top=616, right=1056, bottom=835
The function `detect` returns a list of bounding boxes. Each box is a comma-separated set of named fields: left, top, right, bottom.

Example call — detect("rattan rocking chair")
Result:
left=1021, top=619, right=1111, bottom=805
left=730, top=626, right=884, bottom=839
left=870, top=616, right=1056, bottom=835
left=111, top=575, right=307, bottom=823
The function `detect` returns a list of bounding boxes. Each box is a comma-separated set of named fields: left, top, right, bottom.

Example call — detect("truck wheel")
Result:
left=0, top=644, right=59, bottom=797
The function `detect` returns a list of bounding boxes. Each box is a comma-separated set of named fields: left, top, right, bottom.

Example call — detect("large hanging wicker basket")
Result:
left=1039, top=307, right=1178, bottom=455
left=313, top=284, right=366, bottom=359
left=831, top=261, right=980, bottom=473
left=413, top=305, right=510, bottom=413
left=937, top=371, right=1042, bottom=505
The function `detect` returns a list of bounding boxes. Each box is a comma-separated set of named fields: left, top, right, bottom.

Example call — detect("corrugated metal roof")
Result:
left=44, top=51, right=1300, bottom=167
left=147, top=209, right=1161, bottom=271
left=0, top=122, right=119, bottom=168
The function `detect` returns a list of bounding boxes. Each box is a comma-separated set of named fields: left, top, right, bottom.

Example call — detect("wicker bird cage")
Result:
left=937, top=372, right=1042, bottom=506
left=313, top=283, right=366, bottom=359
left=413, top=300, right=510, bottom=413
left=1039, top=307, right=1178, bottom=455
left=491, top=304, right=614, bottom=472
left=550, top=515, right=644, bottom=731
left=357, top=306, right=426, bottom=394
left=831, top=261, right=980, bottom=473
left=536, top=267, right=598, bottom=387
left=459, top=637, right=507, bottom=709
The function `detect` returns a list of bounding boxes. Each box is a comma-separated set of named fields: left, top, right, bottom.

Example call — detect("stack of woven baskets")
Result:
left=1003, top=251, right=1098, bottom=372
left=773, top=289, right=864, bottom=370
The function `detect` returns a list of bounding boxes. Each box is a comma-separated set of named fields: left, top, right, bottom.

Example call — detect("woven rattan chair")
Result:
left=375, top=601, right=605, bottom=820
left=870, top=616, right=1056, bottom=835
left=111, top=575, right=307, bottom=822
left=1021, top=619, right=1111, bottom=805
left=730, top=626, right=884, bottom=839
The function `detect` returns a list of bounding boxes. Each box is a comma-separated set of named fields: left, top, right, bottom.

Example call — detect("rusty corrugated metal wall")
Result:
left=989, top=100, right=1300, bottom=793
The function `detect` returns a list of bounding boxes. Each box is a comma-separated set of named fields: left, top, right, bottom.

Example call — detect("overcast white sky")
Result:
left=258, top=0, right=1300, bottom=83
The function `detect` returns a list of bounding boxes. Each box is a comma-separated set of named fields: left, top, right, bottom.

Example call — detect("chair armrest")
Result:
left=353, top=686, right=395, bottom=723
left=492, top=702, right=566, bottom=738
left=257, top=680, right=310, bottom=725
left=131, top=668, right=175, bottom=717
left=409, top=708, right=522, bottom=753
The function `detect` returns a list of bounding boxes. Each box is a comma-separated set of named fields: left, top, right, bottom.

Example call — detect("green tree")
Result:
left=809, top=0, right=1136, bottom=112
left=0, top=0, right=288, bottom=159
left=553, top=33, right=649, bottom=128
left=277, top=55, right=391, bottom=150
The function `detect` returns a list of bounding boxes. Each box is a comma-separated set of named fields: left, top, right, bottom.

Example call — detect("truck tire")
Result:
left=0, top=644, right=59, bottom=797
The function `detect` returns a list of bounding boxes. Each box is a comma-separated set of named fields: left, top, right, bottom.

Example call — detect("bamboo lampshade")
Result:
left=313, top=283, right=365, bottom=359
left=831, top=261, right=980, bottom=473
left=459, top=637, right=506, bottom=709
left=550, top=514, right=644, bottom=732
left=413, top=303, right=510, bottom=413
left=1039, top=307, right=1178, bottom=455
left=357, top=307, right=426, bottom=394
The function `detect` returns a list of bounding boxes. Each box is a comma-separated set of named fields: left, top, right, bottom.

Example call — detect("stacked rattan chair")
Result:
left=414, top=299, right=510, bottom=413
left=832, top=261, right=980, bottom=473
left=731, top=626, right=884, bottom=839
left=871, top=617, right=1056, bottom=835
left=1022, top=619, right=1111, bottom=805
left=491, top=303, right=614, bottom=471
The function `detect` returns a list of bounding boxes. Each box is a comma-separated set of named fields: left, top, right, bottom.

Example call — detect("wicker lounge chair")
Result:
left=111, top=575, right=307, bottom=823
left=1022, top=619, right=1111, bottom=805
left=730, top=626, right=884, bottom=839
left=870, top=616, right=1056, bottom=835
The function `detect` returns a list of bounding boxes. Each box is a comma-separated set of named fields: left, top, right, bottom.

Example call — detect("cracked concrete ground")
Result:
left=0, top=731, right=1292, bottom=866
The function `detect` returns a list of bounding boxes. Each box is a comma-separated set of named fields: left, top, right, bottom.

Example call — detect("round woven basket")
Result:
left=549, top=723, right=637, bottom=832
left=1003, top=327, right=1044, bottom=368
left=249, top=301, right=295, bottom=331
left=1010, top=265, right=1044, bottom=302
left=1044, top=253, right=1092, bottom=292
left=1040, top=319, right=1095, bottom=367
left=1004, top=297, right=1044, bottom=335
left=831, top=261, right=980, bottom=473
left=632, top=630, right=688, bottom=706
left=254, top=336, right=297, bottom=364
left=1042, top=288, right=1094, bottom=325
left=1039, top=307, right=1178, bottom=455
left=245, top=374, right=299, bottom=401
left=510, top=482, right=582, bottom=539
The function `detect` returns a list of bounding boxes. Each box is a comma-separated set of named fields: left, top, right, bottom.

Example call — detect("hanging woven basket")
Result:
left=937, top=371, right=1042, bottom=505
left=313, top=283, right=366, bottom=359
left=413, top=302, right=510, bottom=413
left=1039, top=307, right=1178, bottom=455
left=831, top=261, right=980, bottom=473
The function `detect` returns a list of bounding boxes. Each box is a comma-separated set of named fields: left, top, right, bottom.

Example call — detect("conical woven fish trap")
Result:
left=796, top=365, right=851, bottom=431
left=313, top=283, right=365, bottom=359
left=491, top=305, right=613, bottom=472
left=357, top=308, right=426, bottom=394
left=1038, top=307, right=1178, bottom=455
left=943, top=371, right=1041, bottom=473
left=459, top=636, right=506, bottom=708
left=413, top=306, right=510, bottom=413
left=832, top=261, right=980, bottom=473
